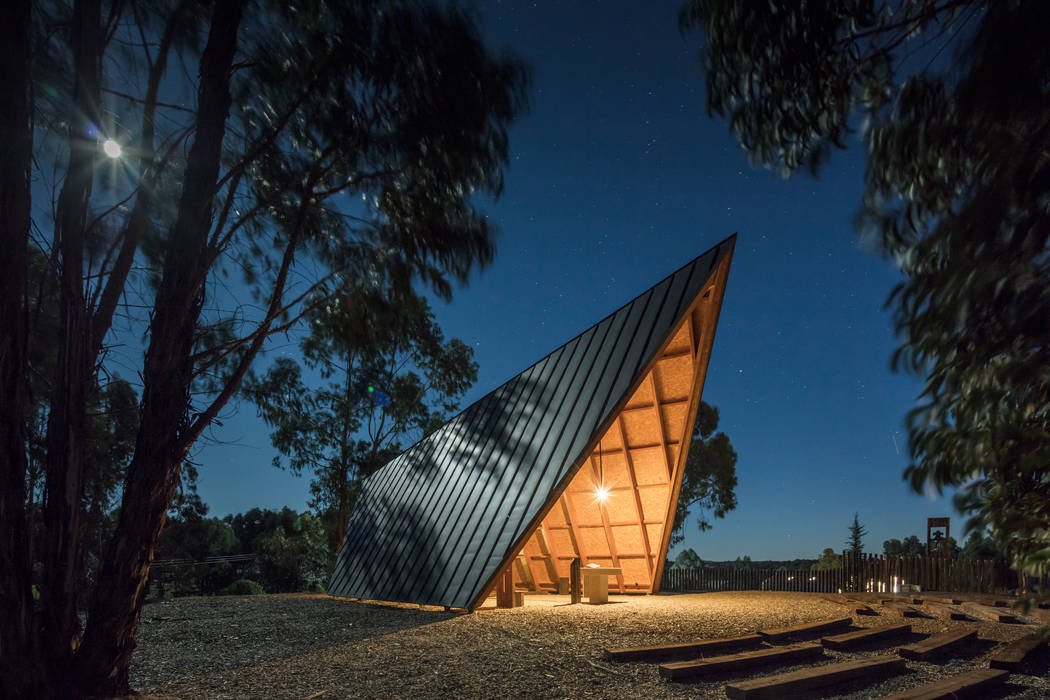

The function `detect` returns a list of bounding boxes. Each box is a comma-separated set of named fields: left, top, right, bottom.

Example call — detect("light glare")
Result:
left=102, top=139, right=122, bottom=159
left=594, top=484, right=610, bottom=503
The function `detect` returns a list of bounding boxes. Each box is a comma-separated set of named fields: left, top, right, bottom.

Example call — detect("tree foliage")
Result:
left=673, top=548, right=704, bottom=569
left=846, top=512, right=867, bottom=555
left=0, top=0, right=528, bottom=695
left=681, top=1, right=1050, bottom=579
left=244, top=284, right=478, bottom=552
left=811, top=548, right=842, bottom=571
left=670, top=401, right=738, bottom=547
left=883, top=536, right=926, bottom=558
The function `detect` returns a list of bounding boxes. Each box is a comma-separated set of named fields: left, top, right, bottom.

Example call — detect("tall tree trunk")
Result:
left=0, top=0, right=36, bottom=696
left=75, top=1, right=244, bottom=693
left=41, top=0, right=101, bottom=678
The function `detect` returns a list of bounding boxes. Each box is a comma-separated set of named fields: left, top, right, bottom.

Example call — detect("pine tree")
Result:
left=846, top=513, right=867, bottom=556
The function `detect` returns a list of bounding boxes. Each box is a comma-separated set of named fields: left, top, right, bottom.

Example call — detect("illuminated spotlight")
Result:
left=102, top=139, right=122, bottom=159
left=593, top=484, right=610, bottom=504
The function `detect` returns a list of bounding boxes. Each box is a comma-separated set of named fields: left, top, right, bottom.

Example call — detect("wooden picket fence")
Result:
left=661, top=553, right=1017, bottom=595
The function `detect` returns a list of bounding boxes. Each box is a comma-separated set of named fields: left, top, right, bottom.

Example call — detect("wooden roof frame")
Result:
left=470, top=250, right=733, bottom=607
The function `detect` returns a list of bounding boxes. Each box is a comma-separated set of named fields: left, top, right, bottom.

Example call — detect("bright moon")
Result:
left=102, top=139, right=122, bottom=159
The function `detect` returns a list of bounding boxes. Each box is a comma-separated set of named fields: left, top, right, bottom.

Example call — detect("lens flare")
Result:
left=593, top=484, right=610, bottom=504
left=102, top=139, right=122, bottom=159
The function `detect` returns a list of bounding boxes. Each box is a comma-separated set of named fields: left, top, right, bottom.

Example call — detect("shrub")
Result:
left=219, top=579, right=265, bottom=596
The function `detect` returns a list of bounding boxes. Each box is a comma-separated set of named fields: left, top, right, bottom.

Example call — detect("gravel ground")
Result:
left=131, top=591, right=1049, bottom=699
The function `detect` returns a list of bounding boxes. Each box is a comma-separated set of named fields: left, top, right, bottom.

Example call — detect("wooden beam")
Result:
left=725, top=656, right=907, bottom=699
left=650, top=250, right=733, bottom=593
left=897, top=629, right=977, bottom=661
left=881, top=668, right=1008, bottom=700
left=559, top=494, right=586, bottom=565
left=989, top=632, right=1046, bottom=671
left=645, top=371, right=673, bottom=482
left=617, top=414, right=654, bottom=585
left=821, top=624, right=911, bottom=651
left=659, top=644, right=824, bottom=681
left=604, top=633, right=763, bottom=663
left=588, top=454, right=625, bottom=591
left=758, top=617, right=852, bottom=643
left=619, top=397, right=688, bottom=415
left=535, top=523, right=562, bottom=586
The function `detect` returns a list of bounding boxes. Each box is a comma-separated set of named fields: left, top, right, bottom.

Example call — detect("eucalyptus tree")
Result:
left=681, top=1, right=1049, bottom=580
left=670, top=401, right=739, bottom=547
left=0, top=0, right=527, bottom=695
left=245, top=283, right=479, bottom=552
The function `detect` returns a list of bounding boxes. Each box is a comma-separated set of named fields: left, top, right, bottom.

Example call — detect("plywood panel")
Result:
left=545, top=504, right=567, bottom=528
left=596, top=452, right=630, bottom=489
left=568, top=493, right=603, bottom=526
left=619, top=557, right=650, bottom=587
left=596, top=419, right=624, bottom=452
left=611, top=525, right=646, bottom=555
left=621, top=409, right=660, bottom=448
left=579, top=527, right=611, bottom=557
left=654, top=354, right=693, bottom=402
left=550, top=528, right=575, bottom=556
left=624, top=375, right=656, bottom=409
left=663, top=321, right=692, bottom=357
left=605, top=491, right=640, bottom=524
left=639, top=485, right=668, bottom=522
left=660, top=402, right=689, bottom=445
left=631, top=446, right=667, bottom=486
left=522, top=533, right=541, bottom=557
left=645, top=524, right=663, bottom=552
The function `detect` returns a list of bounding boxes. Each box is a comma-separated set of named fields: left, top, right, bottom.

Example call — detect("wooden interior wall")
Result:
left=511, top=287, right=715, bottom=594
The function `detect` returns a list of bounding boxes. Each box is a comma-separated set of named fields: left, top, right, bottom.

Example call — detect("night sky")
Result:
left=195, top=1, right=950, bottom=561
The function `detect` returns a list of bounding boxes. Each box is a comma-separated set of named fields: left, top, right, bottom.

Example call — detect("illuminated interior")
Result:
left=505, top=278, right=722, bottom=595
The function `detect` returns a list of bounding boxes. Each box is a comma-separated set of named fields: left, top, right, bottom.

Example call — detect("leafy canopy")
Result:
left=681, top=1, right=1050, bottom=572
left=670, top=401, right=738, bottom=547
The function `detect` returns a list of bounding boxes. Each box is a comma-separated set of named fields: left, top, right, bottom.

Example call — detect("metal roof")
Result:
left=328, top=235, right=735, bottom=609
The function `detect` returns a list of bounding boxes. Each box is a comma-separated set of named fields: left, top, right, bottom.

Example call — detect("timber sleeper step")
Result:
left=897, top=629, right=977, bottom=661
left=962, top=602, right=1022, bottom=624
left=880, top=667, right=1009, bottom=699
left=659, top=643, right=822, bottom=681
left=758, top=616, right=851, bottom=642
left=821, top=623, right=911, bottom=650
left=604, top=633, right=763, bottom=662
left=724, top=654, right=906, bottom=699
left=989, top=631, right=1048, bottom=672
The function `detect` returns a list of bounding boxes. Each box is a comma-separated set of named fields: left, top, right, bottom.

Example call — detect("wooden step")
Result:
left=758, top=617, right=851, bottom=642
left=821, top=624, right=911, bottom=650
left=962, top=602, right=1022, bottom=623
left=725, top=655, right=906, bottom=699
left=880, top=667, right=1009, bottom=699
left=604, top=633, right=763, bottom=662
left=989, top=631, right=1048, bottom=671
left=897, top=629, right=977, bottom=660
left=922, top=602, right=972, bottom=621
left=823, top=595, right=878, bottom=615
left=881, top=601, right=931, bottom=618
left=658, top=643, right=823, bottom=681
